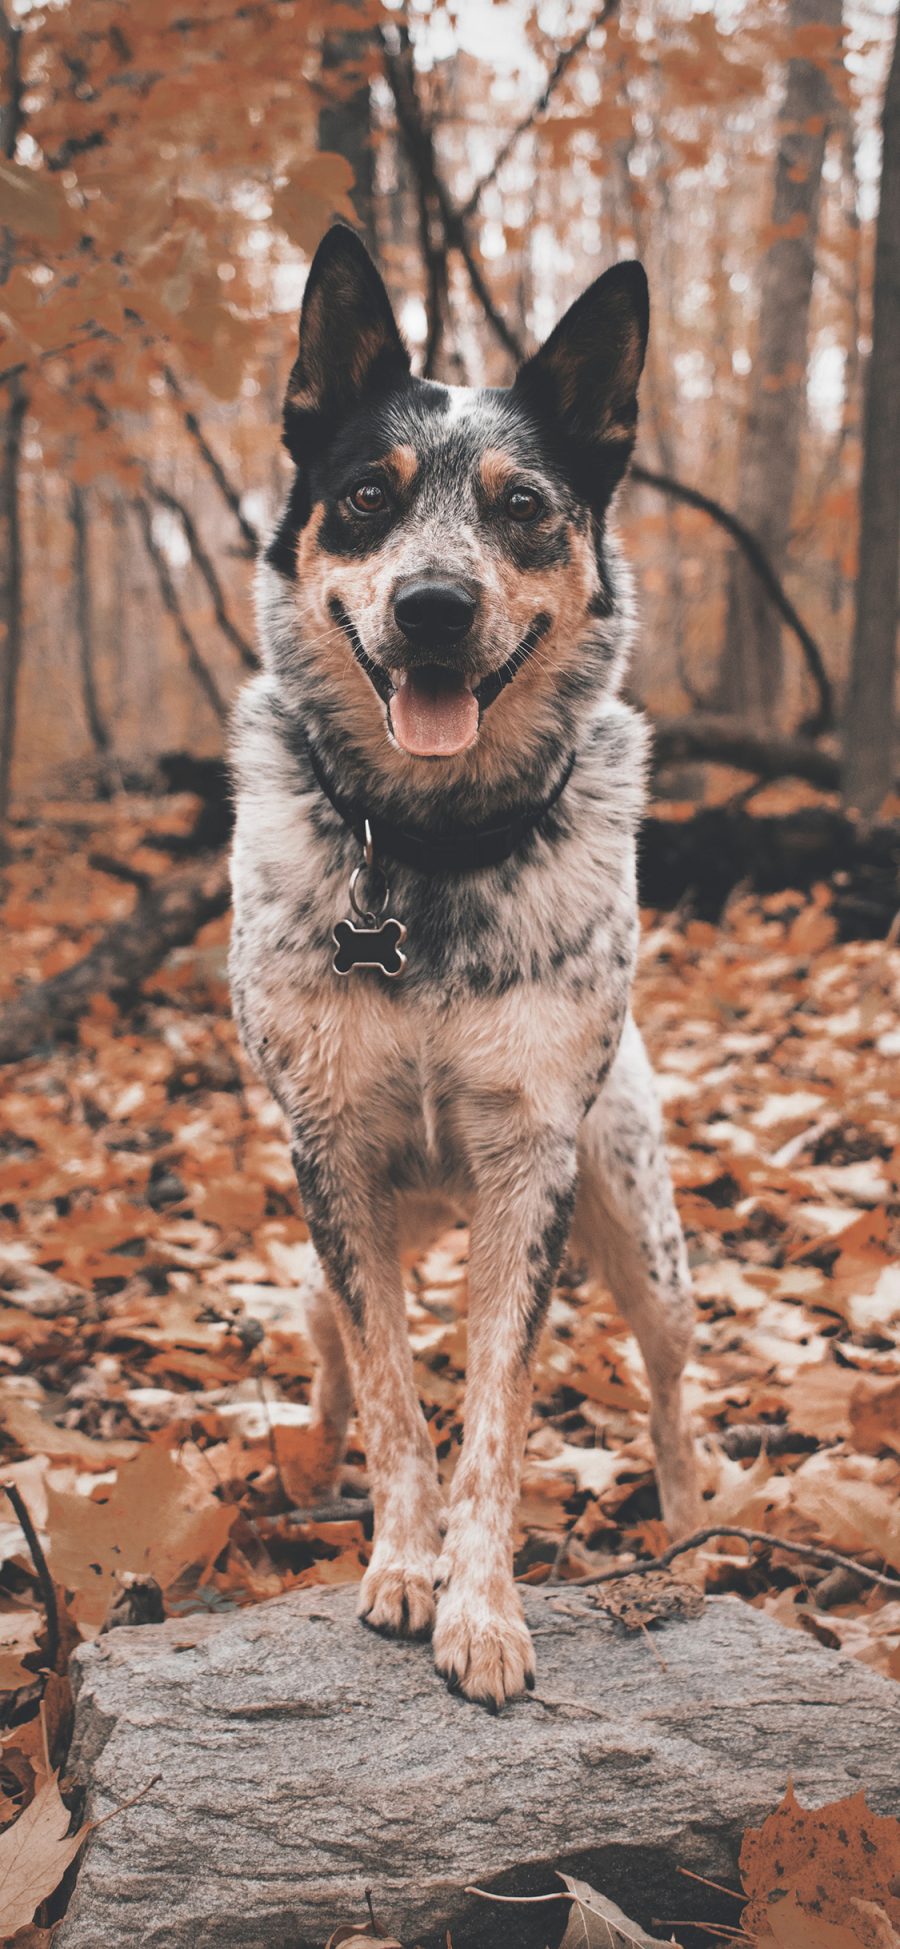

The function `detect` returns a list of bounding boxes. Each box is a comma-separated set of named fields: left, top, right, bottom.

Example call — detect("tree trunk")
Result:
left=318, top=5, right=376, bottom=252
left=842, top=12, right=900, bottom=816
left=0, top=377, right=25, bottom=857
left=718, top=0, right=842, bottom=726
left=0, top=0, right=24, bottom=861
left=71, top=482, right=113, bottom=789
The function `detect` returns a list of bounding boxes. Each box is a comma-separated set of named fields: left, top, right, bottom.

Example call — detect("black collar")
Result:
left=302, top=735, right=577, bottom=876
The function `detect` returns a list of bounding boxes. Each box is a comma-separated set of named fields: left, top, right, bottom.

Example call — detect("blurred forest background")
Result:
left=1, top=10, right=900, bottom=1937
left=0, top=0, right=898, bottom=844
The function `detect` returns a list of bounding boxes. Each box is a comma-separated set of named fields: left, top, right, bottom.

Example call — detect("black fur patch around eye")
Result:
left=317, top=499, right=394, bottom=559
left=264, top=367, right=620, bottom=588
left=500, top=518, right=572, bottom=573
left=265, top=472, right=311, bottom=580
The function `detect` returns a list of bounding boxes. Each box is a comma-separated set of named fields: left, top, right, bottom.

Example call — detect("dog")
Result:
left=229, top=223, right=700, bottom=1708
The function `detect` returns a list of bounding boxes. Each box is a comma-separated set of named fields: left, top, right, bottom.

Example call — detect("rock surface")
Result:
left=58, top=1586, right=900, bottom=1949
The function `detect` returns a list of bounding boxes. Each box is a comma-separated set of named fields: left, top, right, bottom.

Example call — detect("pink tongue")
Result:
left=390, top=668, right=479, bottom=757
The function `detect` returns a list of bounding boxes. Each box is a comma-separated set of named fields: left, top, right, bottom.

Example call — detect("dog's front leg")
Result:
left=290, top=1128, right=443, bottom=1638
left=433, top=1119, right=578, bottom=1707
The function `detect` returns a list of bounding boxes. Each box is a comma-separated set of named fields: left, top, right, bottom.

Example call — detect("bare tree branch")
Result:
left=162, top=364, right=260, bottom=557
left=145, top=476, right=257, bottom=671
left=460, top=0, right=621, bottom=221
left=632, top=468, right=833, bottom=735
left=631, top=461, right=829, bottom=732
left=380, top=27, right=523, bottom=363
left=133, top=497, right=228, bottom=723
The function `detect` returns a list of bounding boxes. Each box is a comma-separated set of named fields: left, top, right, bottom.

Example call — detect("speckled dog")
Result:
left=230, top=224, right=700, bottom=1708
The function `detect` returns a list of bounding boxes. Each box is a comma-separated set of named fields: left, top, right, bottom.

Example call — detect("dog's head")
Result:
left=264, top=224, right=647, bottom=780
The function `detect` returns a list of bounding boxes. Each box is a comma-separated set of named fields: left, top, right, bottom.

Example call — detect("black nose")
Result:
left=393, top=579, right=477, bottom=644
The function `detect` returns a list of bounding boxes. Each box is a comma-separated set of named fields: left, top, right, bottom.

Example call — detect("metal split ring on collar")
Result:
left=349, top=857, right=390, bottom=924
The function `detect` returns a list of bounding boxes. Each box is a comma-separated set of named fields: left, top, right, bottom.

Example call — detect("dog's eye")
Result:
left=348, top=481, right=388, bottom=515
left=505, top=487, right=544, bottom=523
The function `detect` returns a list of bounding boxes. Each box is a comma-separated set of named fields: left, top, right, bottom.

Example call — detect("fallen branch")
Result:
left=651, top=714, right=840, bottom=790
left=717, top=1424, right=817, bottom=1461
left=640, top=800, right=900, bottom=935
left=281, top=1496, right=373, bottom=1526
left=0, top=851, right=230, bottom=1065
left=564, top=1525, right=900, bottom=1595
left=1, top=1478, right=59, bottom=1669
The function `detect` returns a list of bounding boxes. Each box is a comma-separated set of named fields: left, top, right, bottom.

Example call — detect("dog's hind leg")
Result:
left=570, top=1012, right=701, bottom=1540
left=290, top=1126, right=444, bottom=1640
left=296, top=1243, right=354, bottom=1498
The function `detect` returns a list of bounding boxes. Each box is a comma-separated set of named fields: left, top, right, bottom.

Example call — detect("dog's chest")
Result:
left=232, top=842, right=635, bottom=1172
left=229, top=689, right=645, bottom=1143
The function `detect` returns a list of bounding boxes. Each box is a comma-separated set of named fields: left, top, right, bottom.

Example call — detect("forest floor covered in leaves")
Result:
left=1, top=788, right=899, bottom=1944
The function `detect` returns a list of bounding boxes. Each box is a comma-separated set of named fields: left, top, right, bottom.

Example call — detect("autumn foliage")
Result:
left=1, top=794, right=899, bottom=1939
left=1, top=0, right=899, bottom=1938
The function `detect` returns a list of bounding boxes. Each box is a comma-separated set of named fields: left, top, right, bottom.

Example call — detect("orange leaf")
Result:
left=740, top=1785, right=900, bottom=1946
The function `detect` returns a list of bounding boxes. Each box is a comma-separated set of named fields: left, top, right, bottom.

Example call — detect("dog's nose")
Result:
left=393, top=579, right=476, bottom=644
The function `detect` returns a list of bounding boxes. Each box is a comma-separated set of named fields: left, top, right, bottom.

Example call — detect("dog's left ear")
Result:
left=514, top=262, right=649, bottom=500
left=283, top=224, right=411, bottom=462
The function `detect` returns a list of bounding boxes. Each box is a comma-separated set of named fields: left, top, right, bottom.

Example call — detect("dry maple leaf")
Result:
left=0, top=1772, right=88, bottom=1936
left=740, top=1784, right=900, bottom=1949
left=45, top=1440, right=236, bottom=1627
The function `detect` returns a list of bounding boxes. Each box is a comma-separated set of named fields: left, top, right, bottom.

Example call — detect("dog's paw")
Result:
left=358, top=1549, right=437, bottom=1640
left=432, top=1577, right=535, bottom=1709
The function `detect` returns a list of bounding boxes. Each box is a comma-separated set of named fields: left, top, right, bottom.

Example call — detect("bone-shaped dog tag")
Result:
left=332, top=916, right=407, bottom=978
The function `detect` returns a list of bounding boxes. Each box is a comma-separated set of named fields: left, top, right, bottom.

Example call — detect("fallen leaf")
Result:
left=45, top=1441, right=236, bottom=1627
left=590, top=1571, right=705, bottom=1631
left=740, top=1785, right=900, bottom=1947
left=0, top=1611, right=42, bottom=1692
left=0, top=1773, right=88, bottom=1935
left=558, top=1872, right=674, bottom=1946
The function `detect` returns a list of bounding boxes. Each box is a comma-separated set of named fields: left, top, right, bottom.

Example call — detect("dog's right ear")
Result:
left=282, top=225, right=410, bottom=462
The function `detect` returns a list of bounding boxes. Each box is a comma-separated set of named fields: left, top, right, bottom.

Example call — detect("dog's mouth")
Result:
left=389, top=665, right=479, bottom=758
left=328, top=599, right=552, bottom=760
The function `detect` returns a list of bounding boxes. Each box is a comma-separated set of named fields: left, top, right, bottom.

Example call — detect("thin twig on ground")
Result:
left=564, top=1525, right=900, bottom=1594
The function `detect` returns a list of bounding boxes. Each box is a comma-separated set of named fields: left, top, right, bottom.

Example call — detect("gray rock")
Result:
left=58, top=1586, right=900, bottom=1949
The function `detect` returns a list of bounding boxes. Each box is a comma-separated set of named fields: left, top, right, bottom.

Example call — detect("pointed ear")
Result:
left=283, top=225, right=410, bottom=461
left=513, top=262, right=649, bottom=502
